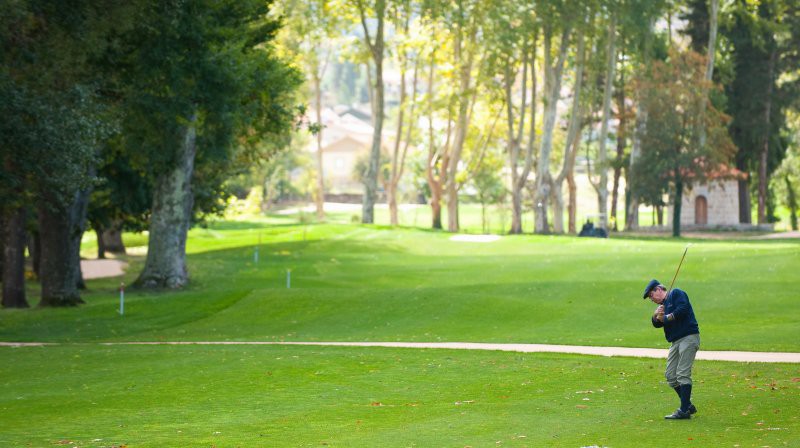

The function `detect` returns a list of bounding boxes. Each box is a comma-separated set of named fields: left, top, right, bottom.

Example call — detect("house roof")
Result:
left=672, top=159, right=749, bottom=181
left=307, top=106, right=396, bottom=153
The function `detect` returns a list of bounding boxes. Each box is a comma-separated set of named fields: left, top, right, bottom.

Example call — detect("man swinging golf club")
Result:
left=644, top=245, right=700, bottom=420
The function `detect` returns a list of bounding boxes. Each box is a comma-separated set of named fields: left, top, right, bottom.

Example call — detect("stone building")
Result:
left=668, top=166, right=749, bottom=229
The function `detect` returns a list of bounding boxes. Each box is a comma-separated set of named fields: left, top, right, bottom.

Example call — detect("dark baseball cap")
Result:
left=643, top=279, right=661, bottom=299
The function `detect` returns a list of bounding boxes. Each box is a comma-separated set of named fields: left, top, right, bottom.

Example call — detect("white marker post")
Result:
left=119, top=282, right=125, bottom=316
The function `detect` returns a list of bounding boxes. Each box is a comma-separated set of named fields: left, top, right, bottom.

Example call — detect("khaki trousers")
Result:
left=665, top=333, right=700, bottom=388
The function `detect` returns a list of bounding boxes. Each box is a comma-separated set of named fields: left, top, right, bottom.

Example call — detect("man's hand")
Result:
left=655, top=305, right=665, bottom=322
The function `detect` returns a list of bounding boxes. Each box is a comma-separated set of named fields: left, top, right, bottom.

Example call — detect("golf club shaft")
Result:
left=666, top=246, right=690, bottom=296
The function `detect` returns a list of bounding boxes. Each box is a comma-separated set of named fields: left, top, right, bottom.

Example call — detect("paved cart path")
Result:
left=2, top=341, right=799, bottom=363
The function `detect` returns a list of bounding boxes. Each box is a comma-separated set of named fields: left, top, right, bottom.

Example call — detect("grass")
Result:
left=1, top=219, right=799, bottom=446
left=1, top=344, right=799, bottom=447
left=5, top=221, right=799, bottom=351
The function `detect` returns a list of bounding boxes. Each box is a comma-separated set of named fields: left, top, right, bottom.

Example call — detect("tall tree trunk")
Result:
left=508, top=32, right=537, bottom=234
left=737, top=158, right=752, bottom=224
left=567, top=171, right=578, bottom=233
left=430, top=186, right=442, bottom=229
left=446, top=22, right=475, bottom=233
left=29, top=229, right=40, bottom=277
left=786, top=175, right=798, bottom=231
left=389, top=51, right=408, bottom=226
left=554, top=22, right=586, bottom=234
left=672, top=177, right=683, bottom=237
left=2, top=207, right=29, bottom=308
left=39, top=189, right=90, bottom=307
left=95, top=226, right=107, bottom=259
left=534, top=25, right=570, bottom=234
left=95, top=221, right=126, bottom=259
left=425, top=49, right=444, bottom=230
left=626, top=104, right=646, bottom=230
left=359, top=0, right=386, bottom=225
left=610, top=56, right=626, bottom=232
left=102, top=221, right=126, bottom=254
left=313, top=74, right=325, bottom=221
left=135, top=115, right=197, bottom=289
left=596, top=13, right=617, bottom=231
left=758, top=49, right=776, bottom=225
left=705, top=0, right=719, bottom=81
left=626, top=18, right=655, bottom=231
left=697, top=0, right=719, bottom=153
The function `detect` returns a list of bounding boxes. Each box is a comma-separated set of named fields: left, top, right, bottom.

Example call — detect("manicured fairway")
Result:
left=1, top=344, right=799, bottom=447
left=1, top=221, right=798, bottom=447
left=3, top=222, right=798, bottom=351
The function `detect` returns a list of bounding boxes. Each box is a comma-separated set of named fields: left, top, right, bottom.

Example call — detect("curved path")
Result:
left=3, top=341, right=799, bottom=363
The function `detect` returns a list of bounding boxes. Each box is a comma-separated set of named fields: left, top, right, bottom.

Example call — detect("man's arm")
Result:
left=651, top=315, right=664, bottom=328
left=664, top=290, right=690, bottom=323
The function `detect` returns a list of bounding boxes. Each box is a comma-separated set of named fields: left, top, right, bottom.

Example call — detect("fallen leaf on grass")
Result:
left=575, top=405, right=588, bottom=409
left=371, top=402, right=383, bottom=407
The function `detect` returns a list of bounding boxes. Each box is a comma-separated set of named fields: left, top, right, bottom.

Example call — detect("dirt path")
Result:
left=81, top=259, right=128, bottom=279
left=3, top=341, right=798, bottom=363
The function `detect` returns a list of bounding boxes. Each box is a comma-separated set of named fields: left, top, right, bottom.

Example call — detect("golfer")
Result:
left=643, top=279, right=700, bottom=420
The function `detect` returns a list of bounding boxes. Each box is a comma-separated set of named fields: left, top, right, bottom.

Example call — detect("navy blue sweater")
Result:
left=651, top=288, right=700, bottom=342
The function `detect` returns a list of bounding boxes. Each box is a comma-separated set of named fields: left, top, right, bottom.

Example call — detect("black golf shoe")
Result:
left=665, top=409, right=691, bottom=420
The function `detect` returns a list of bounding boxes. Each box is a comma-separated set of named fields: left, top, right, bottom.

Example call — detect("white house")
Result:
left=308, top=107, right=394, bottom=198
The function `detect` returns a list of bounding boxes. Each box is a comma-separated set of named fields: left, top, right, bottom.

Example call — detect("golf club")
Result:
left=666, top=243, right=692, bottom=297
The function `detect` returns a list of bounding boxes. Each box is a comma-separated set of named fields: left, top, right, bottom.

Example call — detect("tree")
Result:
left=721, top=0, right=799, bottom=225
left=590, top=7, right=617, bottom=232
left=122, top=0, right=301, bottom=289
left=633, top=49, right=736, bottom=237
left=386, top=0, right=423, bottom=226
left=277, top=0, right=343, bottom=221
left=420, top=2, right=490, bottom=232
left=1, top=1, right=122, bottom=307
left=422, top=40, right=447, bottom=230
left=353, top=0, right=387, bottom=224
left=442, top=0, right=489, bottom=232
left=533, top=18, right=571, bottom=234
left=553, top=11, right=589, bottom=235
left=485, top=0, right=538, bottom=234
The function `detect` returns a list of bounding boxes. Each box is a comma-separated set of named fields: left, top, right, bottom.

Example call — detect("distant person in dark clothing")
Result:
left=643, top=279, right=700, bottom=420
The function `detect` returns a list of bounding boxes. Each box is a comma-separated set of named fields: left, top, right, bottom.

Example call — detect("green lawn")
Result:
left=6, top=221, right=799, bottom=351
left=1, top=221, right=799, bottom=446
left=1, top=345, right=798, bottom=447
